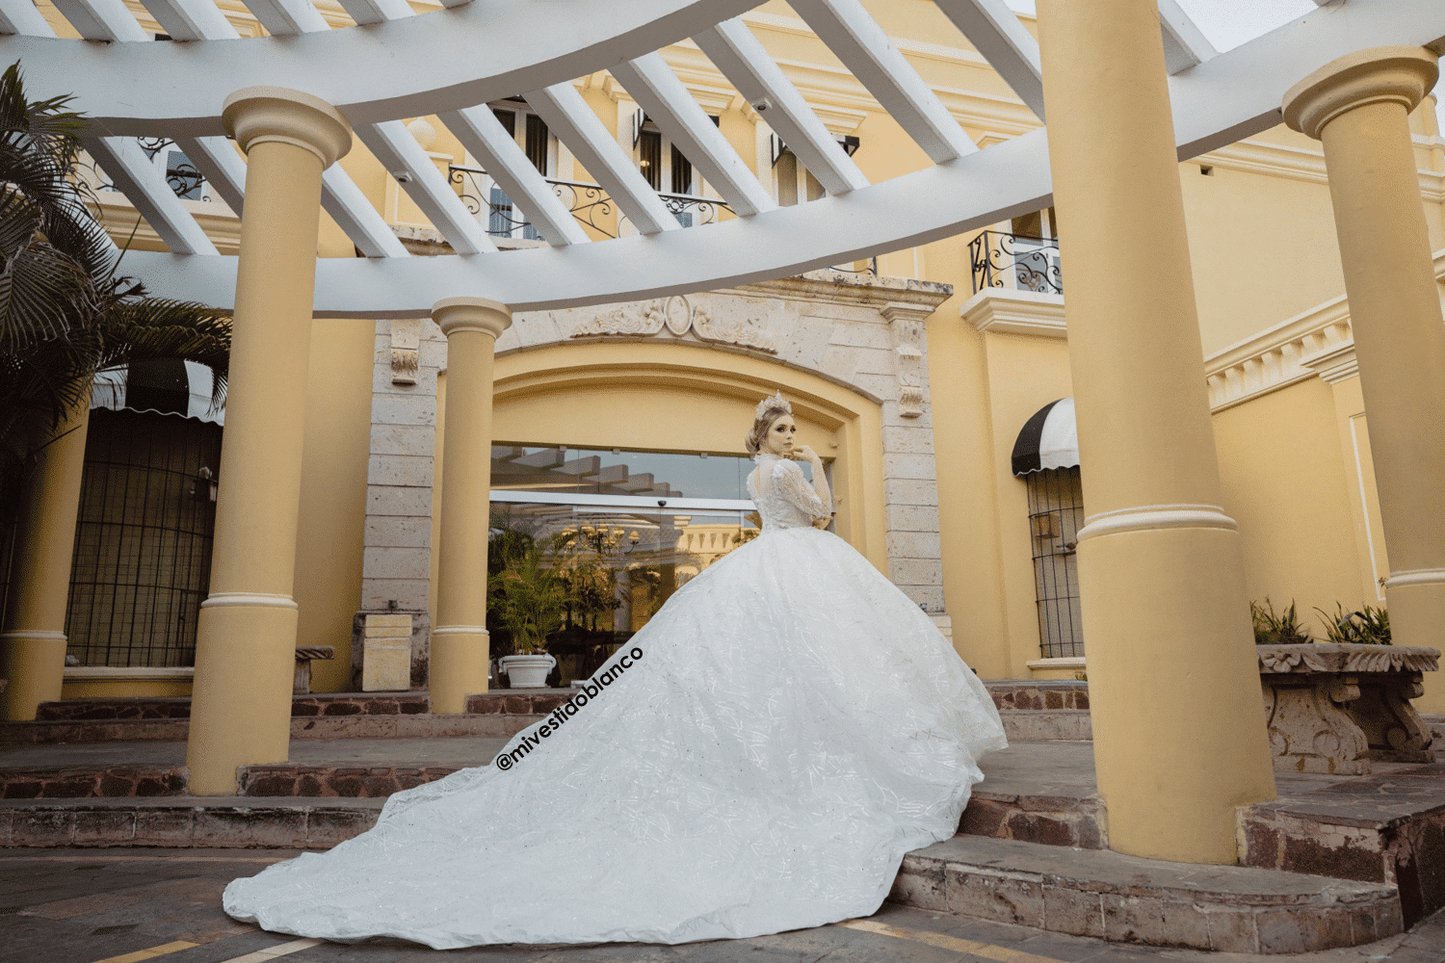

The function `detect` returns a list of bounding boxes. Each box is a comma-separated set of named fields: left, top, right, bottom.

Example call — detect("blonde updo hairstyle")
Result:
left=745, top=404, right=791, bottom=455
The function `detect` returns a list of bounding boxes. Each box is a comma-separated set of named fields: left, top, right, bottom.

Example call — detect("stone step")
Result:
left=0, top=796, right=383, bottom=849
left=889, top=834, right=1402, bottom=955
left=34, top=693, right=431, bottom=722
left=1, top=712, right=541, bottom=745
left=1240, top=758, right=1445, bottom=929
left=27, top=681, right=1090, bottom=723
left=3, top=706, right=1091, bottom=746
left=0, top=796, right=1402, bottom=955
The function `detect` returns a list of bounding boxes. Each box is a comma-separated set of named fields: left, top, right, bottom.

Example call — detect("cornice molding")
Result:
left=1301, top=340, right=1359, bottom=384
left=960, top=288, right=1067, bottom=338
left=1204, top=245, right=1445, bottom=409
left=1204, top=296, right=1353, bottom=411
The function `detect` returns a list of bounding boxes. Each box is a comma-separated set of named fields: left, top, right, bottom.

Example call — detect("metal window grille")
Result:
left=1025, top=466, right=1085, bottom=658
left=65, top=408, right=221, bottom=668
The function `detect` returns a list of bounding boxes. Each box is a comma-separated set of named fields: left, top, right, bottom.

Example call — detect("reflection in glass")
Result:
left=486, top=498, right=760, bottom=684
left=491, top=445, right=752, bottom=500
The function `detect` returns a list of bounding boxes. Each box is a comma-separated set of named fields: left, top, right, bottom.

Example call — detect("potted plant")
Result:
left=488, top=535, right=565, bottom=688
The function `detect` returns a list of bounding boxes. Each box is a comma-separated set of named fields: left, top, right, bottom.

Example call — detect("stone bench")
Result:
left=293, top=646, right=336, bottom=695
left=1258, top=643, right=1439, bottom=774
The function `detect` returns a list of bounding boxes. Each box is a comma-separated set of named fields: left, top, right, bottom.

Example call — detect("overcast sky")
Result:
left=1003, top=0, right=1445, bottom=135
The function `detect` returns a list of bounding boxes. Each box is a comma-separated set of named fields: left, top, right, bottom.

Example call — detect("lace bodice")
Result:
left=746, top=454, right=830, bottom=531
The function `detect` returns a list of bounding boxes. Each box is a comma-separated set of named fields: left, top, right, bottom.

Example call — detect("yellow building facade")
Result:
left=8, top=0, right=1444, bottom=703
left=4, top=2, right=1445, bottom=854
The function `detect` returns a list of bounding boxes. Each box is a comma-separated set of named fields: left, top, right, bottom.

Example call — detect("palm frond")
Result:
left=99, top=297, right=231, bottom=407
left=0, top=240, right=97, bottom=350
left=0, top=61, right=230, bottom=508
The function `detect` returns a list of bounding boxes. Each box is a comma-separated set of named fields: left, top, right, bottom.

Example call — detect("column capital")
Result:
left=1282, top=46, right=1439, bottom=141
left=433, top=297, right=513, bottom=341
left=222, top=86, right=352, bottom=167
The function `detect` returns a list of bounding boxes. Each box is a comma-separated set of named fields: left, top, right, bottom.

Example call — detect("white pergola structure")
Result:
left=5, top=0, right=1445, bottom=865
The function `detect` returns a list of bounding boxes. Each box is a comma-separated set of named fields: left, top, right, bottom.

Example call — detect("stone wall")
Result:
left=356, top=319, right=447, bottom=688
left=497, top=269, right=954, bottom=626
left=355, top=270, right=954, bottom=682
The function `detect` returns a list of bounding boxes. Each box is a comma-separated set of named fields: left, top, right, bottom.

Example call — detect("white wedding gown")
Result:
left=224, top=453, right=1006, bottom=948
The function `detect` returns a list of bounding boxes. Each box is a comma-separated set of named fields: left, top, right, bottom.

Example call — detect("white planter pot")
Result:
left=499, top=654, right=556, bottom=689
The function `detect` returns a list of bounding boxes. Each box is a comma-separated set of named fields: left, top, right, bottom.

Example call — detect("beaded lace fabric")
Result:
left=224, top=453, right=1007, bottom=948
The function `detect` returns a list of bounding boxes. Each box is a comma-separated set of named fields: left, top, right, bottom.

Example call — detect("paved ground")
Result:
left=3, top=849, right=1443, bottom=963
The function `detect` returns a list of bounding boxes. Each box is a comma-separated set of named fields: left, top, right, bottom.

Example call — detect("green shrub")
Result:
left=1315, top=603, right=1391, bottom=645
left=1250, top=598, right=1312, bottom=645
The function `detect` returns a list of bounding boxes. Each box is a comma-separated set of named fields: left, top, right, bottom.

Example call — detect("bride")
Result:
left=224, top=392, right=1007, bottom=948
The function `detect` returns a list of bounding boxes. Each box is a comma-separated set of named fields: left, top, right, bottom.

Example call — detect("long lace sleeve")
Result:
left=772, top=458, right=829, bottom=521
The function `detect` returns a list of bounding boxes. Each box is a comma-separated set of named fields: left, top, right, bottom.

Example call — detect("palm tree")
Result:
left=0, top=61, right=230, bottom=515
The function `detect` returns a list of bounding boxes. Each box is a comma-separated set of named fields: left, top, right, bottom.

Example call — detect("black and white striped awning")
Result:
left=91, top=359, right=225, bottom=426
left=1011, top=397, right=1078, bottom=476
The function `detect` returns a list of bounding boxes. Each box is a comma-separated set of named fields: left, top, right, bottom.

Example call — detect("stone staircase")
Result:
left=4, top=682, right=1442, bottom=955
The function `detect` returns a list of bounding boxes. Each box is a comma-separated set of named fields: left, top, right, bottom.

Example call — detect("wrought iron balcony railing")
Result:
left=970, top=230, right=1062, bottom=295
left=448, top=165, right=733, bottom=240
left=78, top=139, right=210, bottom=203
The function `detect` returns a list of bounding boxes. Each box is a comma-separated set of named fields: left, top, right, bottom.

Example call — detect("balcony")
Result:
left=78, top=138, right=211, bottom=203
left=448, top=165, right=733, bottom=241
left=970, top=230, right=1062, bottom=295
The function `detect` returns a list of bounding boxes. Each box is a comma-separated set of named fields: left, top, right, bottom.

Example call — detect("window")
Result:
left=633, top=115, right=716, bottom=228
left=773, top=148, right=825, bottom=208
left=1026, top=466, right=1084, bottom=659
left=66, top=408, right=221, bottom=668
left=478, top=102, right=555, bottom=240
left=488, top=444, right=828, bottom=655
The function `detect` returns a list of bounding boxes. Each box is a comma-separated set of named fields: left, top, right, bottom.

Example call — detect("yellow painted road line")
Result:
left=215, top=938, right=324, bottom=962
left=837, top=918, right=1066, bottom=963
left=90, top=941, right=197, bottom=963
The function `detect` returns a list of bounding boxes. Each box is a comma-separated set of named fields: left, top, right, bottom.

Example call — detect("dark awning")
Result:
left=91, top=360, right=225, bottom=425
left=1011, top=397, right=1078, bottom=476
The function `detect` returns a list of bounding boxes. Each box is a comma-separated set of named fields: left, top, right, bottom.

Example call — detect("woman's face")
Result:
left=762, top=414, right=797, bottom=456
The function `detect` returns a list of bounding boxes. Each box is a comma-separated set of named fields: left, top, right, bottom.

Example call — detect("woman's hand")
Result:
left=792, top=444, right=822, bottom=465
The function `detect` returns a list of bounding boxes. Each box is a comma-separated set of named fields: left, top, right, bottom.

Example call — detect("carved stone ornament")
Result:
left=883, top=304, right=927, bottom=418
left=571, top=297, right=776, bottom=353
left=1257, top=644, right=1439, bottom=774
left=389, top=318, right=421, bottom=385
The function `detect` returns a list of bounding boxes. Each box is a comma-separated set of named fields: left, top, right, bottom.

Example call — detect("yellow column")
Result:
left=186, top=88, right=351, bottom=794
left=430, top=298, right=512, bottom=713
left=1282, top=48, right=1445, bottom=713
left=1036, top=0, right=1276, bottom=863
left=0, top=405, right=89, bottom=720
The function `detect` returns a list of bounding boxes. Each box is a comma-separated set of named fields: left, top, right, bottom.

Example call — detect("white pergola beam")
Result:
left=523, top=82, right=681, bottom=237
left=320, top=166, right=410, bottom=258
left=173, top=135, right=247, bottom=213
left=932, top=0, right=1045, bottom=119
left=110, top=0, right=1445, bottom=315
left=439, top=106, right=591, bottom=247
left=355, top=121, right=498, bottom=255
left=336, top=0, right=412, bottom=26
left=139, top=0, right=240, bottom=40
left=84, top=137, right=219, bottom=256
left=609, top=53, right=776, bottom=218
left=52, top=0, right=150, bottom=41
left=141, top=0, right=398, bottom=259
left=241, top=0, right=329, bottom=35
left=789, top=0, right=977, bottom=164
left=7, top=0, right=763, bottom=135
left=1157, top=0, right=1216, bottom=74
left=0, top=0, right=58, bottom=35
left=695, top=18, right=867, bottom=195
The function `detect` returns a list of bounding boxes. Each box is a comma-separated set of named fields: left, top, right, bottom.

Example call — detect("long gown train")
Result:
left=223, top=453, right=1006, bottom=948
